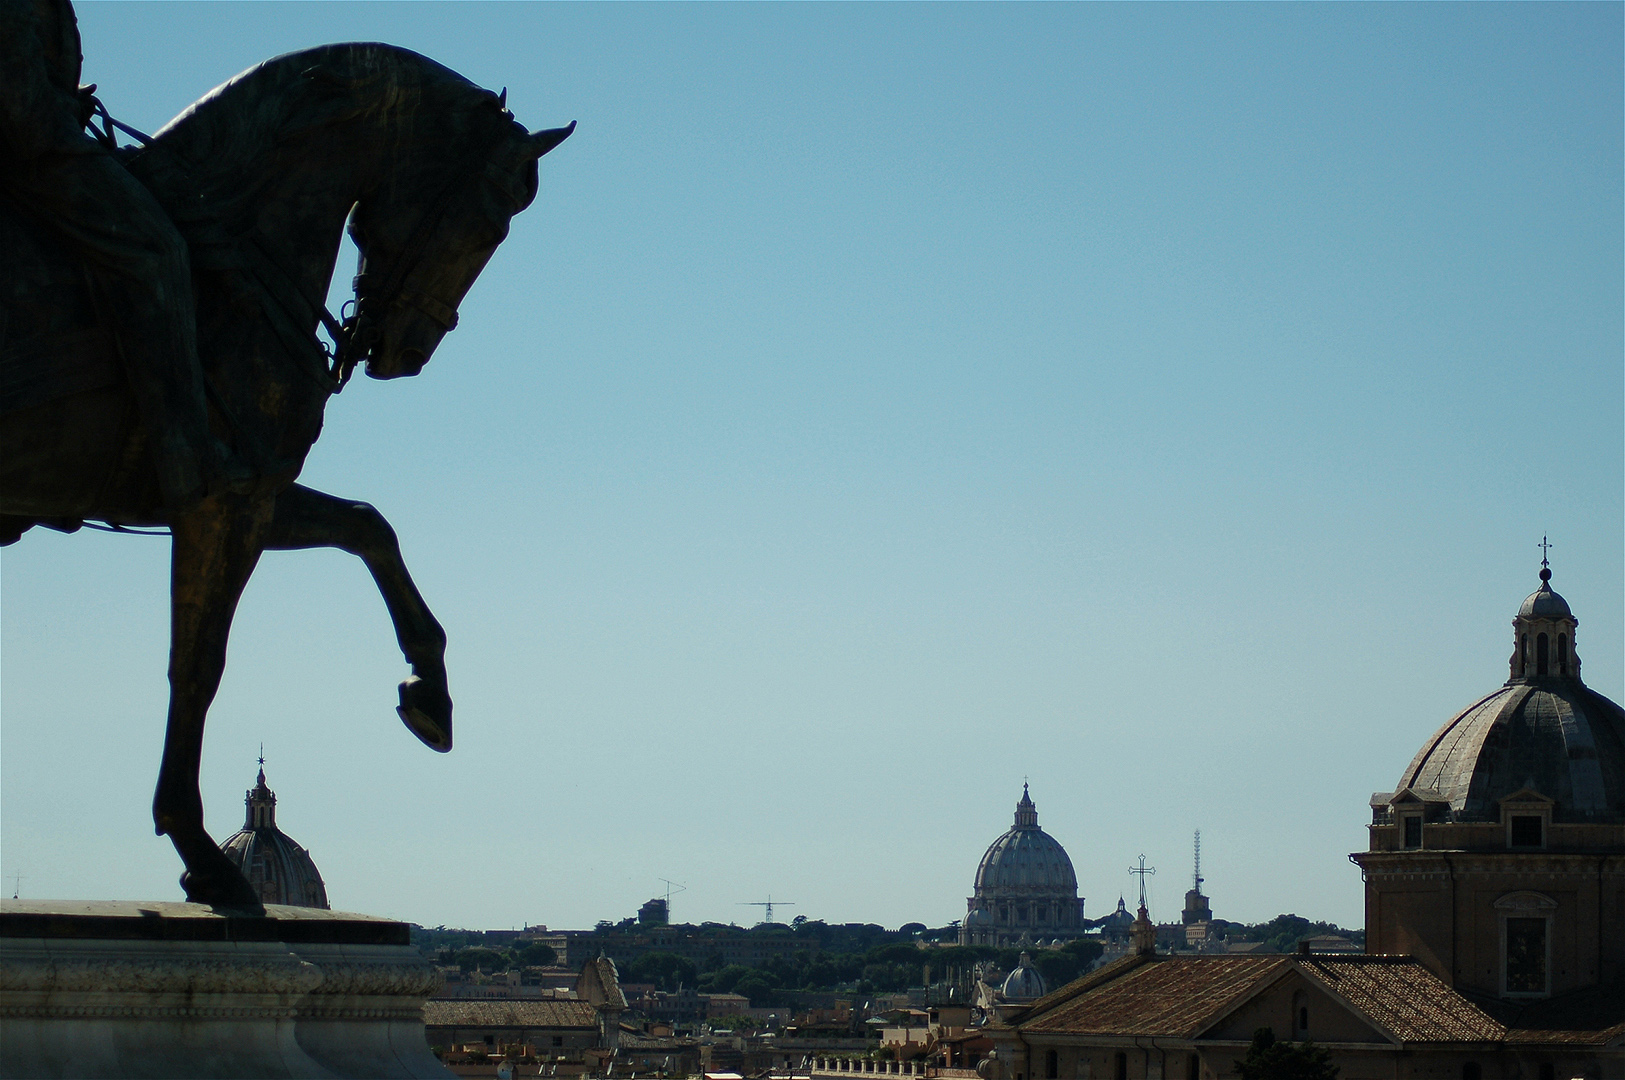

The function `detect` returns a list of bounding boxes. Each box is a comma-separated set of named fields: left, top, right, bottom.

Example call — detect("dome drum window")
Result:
left=1500, top=789, right=1553, bottom=850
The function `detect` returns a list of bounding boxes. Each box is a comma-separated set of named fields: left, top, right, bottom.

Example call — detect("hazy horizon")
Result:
left=3, top=2, right=1620, bottom=934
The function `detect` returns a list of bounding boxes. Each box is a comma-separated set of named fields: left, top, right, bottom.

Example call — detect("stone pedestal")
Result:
left=0, top=900, right=452, bottom=1079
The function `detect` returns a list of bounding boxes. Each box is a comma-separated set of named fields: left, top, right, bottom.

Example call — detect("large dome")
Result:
left=220, top=765, right=330, bottom=909
left=961, top=786, right=1086, bottom=947
left=1395, top=567, right=1625, bottom=824
left=1398, top=682, right=1625, bottom=823
left=974, top=810, right=1079, bottom=893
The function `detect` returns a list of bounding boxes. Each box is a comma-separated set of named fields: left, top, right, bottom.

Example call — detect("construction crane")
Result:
left=738, top=896, right=795, bottom=924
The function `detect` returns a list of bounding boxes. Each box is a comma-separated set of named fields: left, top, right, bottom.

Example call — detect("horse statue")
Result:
left=0, top=43, right=573, bottom=908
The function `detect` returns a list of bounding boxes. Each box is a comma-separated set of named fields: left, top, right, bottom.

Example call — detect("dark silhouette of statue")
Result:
left=0, top=11, right=572, bottom=908
left=2, top=0, right=248, bottom=507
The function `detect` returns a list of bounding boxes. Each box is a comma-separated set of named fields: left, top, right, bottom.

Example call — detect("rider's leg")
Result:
left=3, top=149, right=249, bottom=509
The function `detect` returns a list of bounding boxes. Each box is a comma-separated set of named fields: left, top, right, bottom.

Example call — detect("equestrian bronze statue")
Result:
left=0, top=41, right=572, bottom=908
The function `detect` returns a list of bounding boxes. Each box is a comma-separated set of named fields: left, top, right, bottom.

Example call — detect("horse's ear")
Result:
left=526, top=121, right=576, bottom=160
left=497, top=88, right=507, bottom=109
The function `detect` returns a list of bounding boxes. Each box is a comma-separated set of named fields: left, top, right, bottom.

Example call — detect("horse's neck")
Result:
left=236, top=141, right=366, bottom=311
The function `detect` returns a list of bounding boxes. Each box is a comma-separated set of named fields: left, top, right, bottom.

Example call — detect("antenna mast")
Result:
left=739, top=896, right=796, bottom=924
left=1193, top=830, right=1203, bottom=891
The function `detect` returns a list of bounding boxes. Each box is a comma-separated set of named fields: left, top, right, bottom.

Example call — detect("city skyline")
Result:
left=2, top=3, right=1620, bottom=932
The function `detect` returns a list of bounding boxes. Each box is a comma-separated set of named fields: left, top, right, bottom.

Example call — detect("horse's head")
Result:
left=347, top=96, right=573, bottom=380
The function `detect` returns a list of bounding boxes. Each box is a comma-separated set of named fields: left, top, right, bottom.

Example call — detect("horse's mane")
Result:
left=144, top=44, right=504, bottom=231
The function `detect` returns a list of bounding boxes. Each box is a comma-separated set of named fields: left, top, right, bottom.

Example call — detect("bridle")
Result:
left=319, top=123, right=523, bottom=391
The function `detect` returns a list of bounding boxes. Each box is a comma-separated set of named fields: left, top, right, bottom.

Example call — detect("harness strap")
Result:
left=398, top=289, right=460, bottom=331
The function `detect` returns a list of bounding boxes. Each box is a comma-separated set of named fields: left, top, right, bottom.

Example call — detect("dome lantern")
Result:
left=1510, top=550, right=1580, bottom=683
left=247, top=766, right=277, bottom=829
left=1014, top=783, right=1038, bottom=828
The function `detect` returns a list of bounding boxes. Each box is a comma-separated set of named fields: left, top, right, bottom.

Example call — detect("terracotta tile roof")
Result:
left=1297, top=956, right=1502, bottom=1042
left=423, top=999, right=599, bottom=1029
left=1016, top=955, right=1540, bottom=1046
left=591, top=956, right=628, bottom=1010
left=1018, top=955, right=1288, bottom=1038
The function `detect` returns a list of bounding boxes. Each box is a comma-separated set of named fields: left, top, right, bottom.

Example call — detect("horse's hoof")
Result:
left=181, top=867, right=264, bottom=913
left=398, top=676, right=452, bottom=752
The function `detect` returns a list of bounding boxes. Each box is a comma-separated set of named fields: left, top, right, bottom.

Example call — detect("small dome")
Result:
left=1099, top=897, right=1134, bottom=931
left=965, top=907, right=992, bottom=927
left=1519, top=568, right=1573, bottom=619
left=1000, top=952, right=1048, bottom=1001
left=220, top=764, right=330, bottom=909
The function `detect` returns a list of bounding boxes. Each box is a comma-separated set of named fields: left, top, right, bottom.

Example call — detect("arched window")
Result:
left=1520, top=634, right=1529, bottom=674
left=1536, top=633, right=1549, bottom=675
left=1558, top=635, right=1568, bottom=675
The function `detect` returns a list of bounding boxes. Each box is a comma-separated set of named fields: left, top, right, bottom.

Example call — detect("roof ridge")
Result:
left=1178, top=956, right=1292, bottom=1038
left=1014, top=952, right=1152, bottom=1021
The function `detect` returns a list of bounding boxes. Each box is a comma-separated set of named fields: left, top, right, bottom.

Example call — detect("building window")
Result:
left=1402, top=815, right=1422, bottom=849
left=1114, top=1052, right=1127, bottom=1080
left=1510, top=815, right=1543, bottom=848
left=1462, top=1064, right=1481, bottom=1080
left=1520, top=633, right=1529, bottom=674
left=1536, top=633, right=1549, bottom=675
left=1558, top=635, right=1568, bottom=675
left=1298, top=1006, right=1309, bottom=1033
left=1538, top=1065, right=1554, bottom=1080
left=1045, top=1049, right=1058, bottom=1078
left=1187, top=1054, right=1200, bottom=1080
left=1505, top=918, right=1547, bottom=994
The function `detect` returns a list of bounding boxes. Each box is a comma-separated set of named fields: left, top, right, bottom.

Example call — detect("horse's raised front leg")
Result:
left=264, top=484, right=452, bottom=752
left=156, top=492, right=275, bottom=910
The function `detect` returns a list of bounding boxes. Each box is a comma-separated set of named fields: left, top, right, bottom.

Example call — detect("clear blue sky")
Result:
left=2, top=2, right=1620, bottom=933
